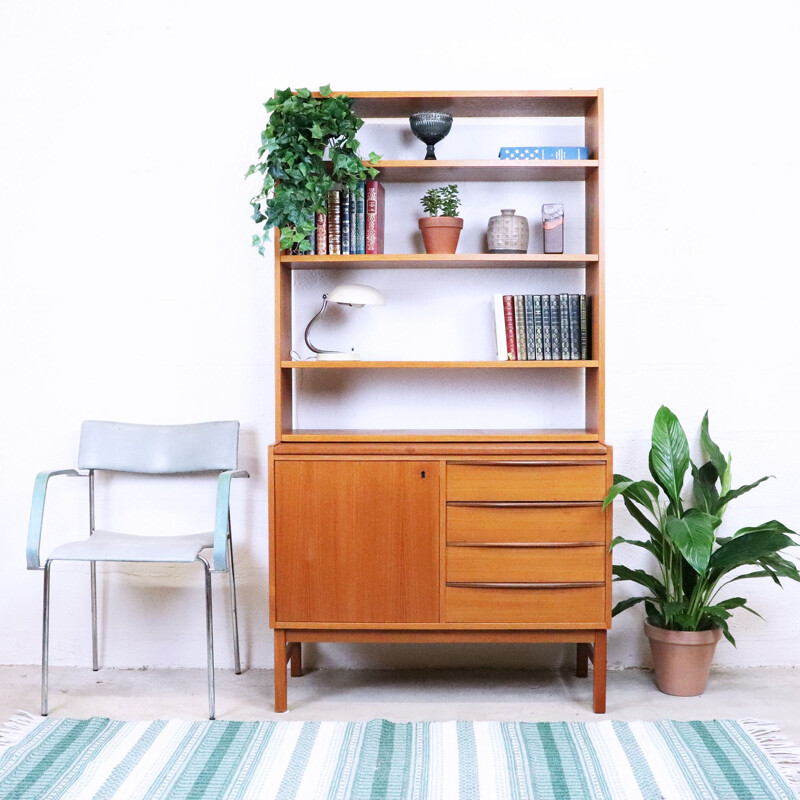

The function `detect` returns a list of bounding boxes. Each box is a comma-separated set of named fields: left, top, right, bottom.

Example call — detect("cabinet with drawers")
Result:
left=270, top=445, right=612, bottom=712
left=268, top=90, right=611, bottom=712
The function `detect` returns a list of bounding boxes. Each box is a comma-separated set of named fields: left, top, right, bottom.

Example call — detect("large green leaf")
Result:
left=700, top=411, right=728, bottom=480
left=692, top=460, right=720, bottom=514
left=649, top=406, right=690, bottom=509
left=612, top=596, right=649, bottom=616
left=603, top=475, right=660, bottom=513
left=708, top=530, right=797, bottom=577
left=734, top=520, right=796, bottom=538
left=610, top=535, right=657, bottom=556
left=622, top=497, right=663, bottom=542
left=717, top=476, right=771, bottom=514
left=665, top=510, right=716, bottom=573
left=613, top=565, right=667, bottom=600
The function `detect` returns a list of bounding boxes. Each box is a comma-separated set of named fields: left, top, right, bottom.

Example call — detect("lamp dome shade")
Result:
left=326, top=284, right=386, bottom=307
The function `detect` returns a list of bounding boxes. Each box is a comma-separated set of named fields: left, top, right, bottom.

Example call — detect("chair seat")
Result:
left=47, top=530, right=214, bottom=563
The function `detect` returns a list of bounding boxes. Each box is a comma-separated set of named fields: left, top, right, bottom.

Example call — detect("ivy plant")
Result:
left=420, top=184, right=461, bottom=217
left=604, top=406, right=798, bottom=644
left=246, top=85, right=381, bottom=254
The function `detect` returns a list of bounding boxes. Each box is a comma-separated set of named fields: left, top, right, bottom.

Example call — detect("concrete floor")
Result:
left=1, top=665, right=798, bottom=743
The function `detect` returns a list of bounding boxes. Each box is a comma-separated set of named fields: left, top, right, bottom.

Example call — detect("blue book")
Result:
left=498, top=146, right=589, bottom=160
left=355, top=181, right=366, bottom=254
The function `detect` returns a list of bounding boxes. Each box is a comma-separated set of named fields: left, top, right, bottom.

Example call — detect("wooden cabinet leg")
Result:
left=576, top=643, right=590, bottom=678
left=289, top=642, right=303, bottom=677
left=274, top=630, right=287, bottom=713
left=592, top=630, right=607, bottom=714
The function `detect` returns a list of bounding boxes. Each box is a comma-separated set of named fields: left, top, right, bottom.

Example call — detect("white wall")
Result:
left=1, top=0, right=798, bottom=673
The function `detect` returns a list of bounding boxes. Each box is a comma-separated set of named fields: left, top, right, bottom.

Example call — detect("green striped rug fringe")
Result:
left=1, top=713, right=798, bottom=799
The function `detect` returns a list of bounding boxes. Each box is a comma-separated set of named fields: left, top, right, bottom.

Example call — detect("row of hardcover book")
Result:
left=307, top=180, right=386, bottom=255
left=493, top=293, right=590, bottom=361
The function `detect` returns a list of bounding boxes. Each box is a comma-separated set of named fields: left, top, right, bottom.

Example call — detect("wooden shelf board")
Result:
left=371, top=160, right=597, bottom=182
left=338, top=90, right=600, bottom=118
left=281, top=429, right=601, bottom=443
left=281, top=253, right=599, bottom=270
left=281, top=360, right=599, bottom=369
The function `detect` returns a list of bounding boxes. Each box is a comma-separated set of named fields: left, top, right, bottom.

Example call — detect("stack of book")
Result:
left=498, top=146, right=589, bottom=160
left=493, top=294, right=590, bottom=361
left=308, top=180, right=385, bottom=255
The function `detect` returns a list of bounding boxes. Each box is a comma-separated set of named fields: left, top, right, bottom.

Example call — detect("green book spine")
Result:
left=580, top=294, right=589, bottom=360
left=549, top=293, right=561, bottom=360
left=533, top=295, right=544, bottom=360
left=559, top=293, right=570, bottom=360
left=524, top=295, right=535, bottom=360
left=569, top=294, right=580, bottom=360
left=542, top=294, right=552, bottom=360
left=514, top=295, right=527, bottom=360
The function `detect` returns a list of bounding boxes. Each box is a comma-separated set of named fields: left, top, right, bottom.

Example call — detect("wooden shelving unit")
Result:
left=269, top=90, right=611, bottom=714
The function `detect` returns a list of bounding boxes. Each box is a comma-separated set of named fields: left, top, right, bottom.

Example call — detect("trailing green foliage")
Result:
left=605, top=406, right=798, bottom=644
left=246, top=85, right=381, bottom=255
left=420, top=184, right=460, bottom=217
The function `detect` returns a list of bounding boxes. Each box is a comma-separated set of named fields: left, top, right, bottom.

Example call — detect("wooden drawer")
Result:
left=447, top=503, right=605, bottom=545
left=447, top=545, right=605, bottom=584
left=447, top=462, right=606, bottom=502
left=445, top=585, right=606, bottom=624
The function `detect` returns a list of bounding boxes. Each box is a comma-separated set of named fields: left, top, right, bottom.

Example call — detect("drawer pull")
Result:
left=447, top=501, right=602, bottom=508
left=446, top=581, right=605, bottom=589
left=448, top=460, right=606, bottom=467
left=447, top=541, right=604, bottom=548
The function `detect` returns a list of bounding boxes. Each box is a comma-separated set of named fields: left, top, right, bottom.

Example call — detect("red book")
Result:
left=315, top=212, right=327, bottom=255
left=503, top=295, right=518, bottom=360
left=365, top=179, right=385, bottom=254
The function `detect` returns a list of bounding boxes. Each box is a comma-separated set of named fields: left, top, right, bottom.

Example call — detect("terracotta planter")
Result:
left=419, top=216, right=463, bottom=254
left=644, top=622, right=722, bottom=696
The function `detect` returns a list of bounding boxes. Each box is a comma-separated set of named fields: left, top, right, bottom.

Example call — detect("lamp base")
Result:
left=316, top=352, right=360, bottom=361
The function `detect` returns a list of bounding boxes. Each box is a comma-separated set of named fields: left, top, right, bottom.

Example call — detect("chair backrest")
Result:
left=78, top=421, right=240, bottom=474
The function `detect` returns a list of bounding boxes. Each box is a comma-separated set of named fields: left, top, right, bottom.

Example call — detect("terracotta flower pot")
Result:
left=419, top=216, right=463, bottom=254
left=644, top=622, right=722, bottom=697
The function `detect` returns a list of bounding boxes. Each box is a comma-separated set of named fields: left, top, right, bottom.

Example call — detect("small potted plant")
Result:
left=604, top=405, right=798, bottom=696
left=418, top=184, right=463, bottom=254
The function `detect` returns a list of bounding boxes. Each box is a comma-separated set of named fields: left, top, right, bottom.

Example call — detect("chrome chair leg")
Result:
left=227, top=531, right=242, bottom=675
left=90, top=561, right=99, bottom=671
left=41, top=562, right=52, bottom=716
left=199, top=557, right=215, bottom=720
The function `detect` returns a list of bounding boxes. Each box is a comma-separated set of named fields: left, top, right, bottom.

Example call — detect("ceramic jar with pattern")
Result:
left=487, top=209, right=529, bottom=254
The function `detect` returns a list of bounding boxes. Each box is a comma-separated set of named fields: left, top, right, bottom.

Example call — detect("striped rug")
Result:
left=1, top=716, right=798, bottom=799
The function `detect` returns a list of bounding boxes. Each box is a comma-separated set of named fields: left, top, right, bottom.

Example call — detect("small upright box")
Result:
left=542, top=204, right=564, bottom=254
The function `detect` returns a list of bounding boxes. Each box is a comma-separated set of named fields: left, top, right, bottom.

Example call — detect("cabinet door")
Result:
left=274, top=460, right=439, bottom=623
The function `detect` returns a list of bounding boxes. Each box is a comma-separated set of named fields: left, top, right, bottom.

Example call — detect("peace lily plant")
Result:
left=604, top=406, right=798, bottom=646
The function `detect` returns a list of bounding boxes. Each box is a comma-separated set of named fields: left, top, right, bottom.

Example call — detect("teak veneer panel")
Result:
left=445, top=585, right=606, bottom=625
left=447, top=545, right=606, bottom=583
left=447, top=463, right=607, bottom=502
left=274, top=460, right=439, bottom=624
left=446, top=503, right=606, bottom=544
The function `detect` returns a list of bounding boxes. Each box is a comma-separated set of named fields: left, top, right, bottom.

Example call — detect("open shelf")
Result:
left=282, top=360, right=599, bottom=369
left=280, top=428, right=601, bottom=443
left=369, top=160, right=597, bottom=183
left=281, top=253, right=599, bottom=270
left=344, top=90, right=600, bottom=119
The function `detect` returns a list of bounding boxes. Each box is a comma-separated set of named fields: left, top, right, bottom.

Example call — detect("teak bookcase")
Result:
left=268, top=90, right=612, bottom=712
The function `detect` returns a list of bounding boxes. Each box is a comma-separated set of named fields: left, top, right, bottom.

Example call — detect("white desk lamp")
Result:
left=304, top=283, right=386, bottom=361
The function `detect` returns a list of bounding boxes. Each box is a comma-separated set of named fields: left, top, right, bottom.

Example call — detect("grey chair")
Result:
left=26, top=420, right=249, bottom=719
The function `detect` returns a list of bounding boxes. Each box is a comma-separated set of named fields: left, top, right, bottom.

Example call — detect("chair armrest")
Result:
left=213, top=469, right=249, bottom=570
left=27, top=469, right=83, bottom=569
